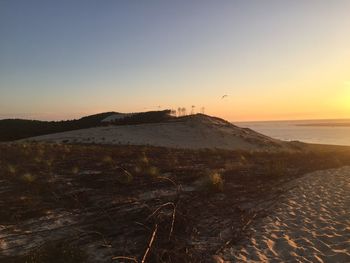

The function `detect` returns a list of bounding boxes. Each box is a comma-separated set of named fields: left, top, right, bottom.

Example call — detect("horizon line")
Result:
left=1, top=111, right=350, bottom=124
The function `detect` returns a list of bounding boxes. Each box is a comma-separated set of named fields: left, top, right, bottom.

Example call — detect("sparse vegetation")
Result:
left=6, top=241, right=87, bottom=263
left=198, top=171, right=224, bottom=192
left=1, top=142, right=350, bottom=262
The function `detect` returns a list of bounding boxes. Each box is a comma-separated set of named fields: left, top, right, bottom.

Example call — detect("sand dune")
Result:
left=23, top=115, right=288, bottom=151
left=220, top=166, right=350, bottom=262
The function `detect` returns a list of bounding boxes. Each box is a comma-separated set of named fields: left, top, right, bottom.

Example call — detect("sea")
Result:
left=234, top=119, right=350, bottom=146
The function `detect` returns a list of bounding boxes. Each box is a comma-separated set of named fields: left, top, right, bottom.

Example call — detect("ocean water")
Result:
left=235, top=119, right=350, bottom=146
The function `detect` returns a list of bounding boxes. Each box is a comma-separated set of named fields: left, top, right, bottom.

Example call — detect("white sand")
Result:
left=101, top=113, right=135, bottom=122
left=221, top=166, right=350, bottom=262
left=23, top=115, right=287, bottom=151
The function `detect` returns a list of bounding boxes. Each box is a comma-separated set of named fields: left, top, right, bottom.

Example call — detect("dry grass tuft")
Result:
left=21, top=173, right=37, bottom=183
left=198, top=171, right=224, bottom=192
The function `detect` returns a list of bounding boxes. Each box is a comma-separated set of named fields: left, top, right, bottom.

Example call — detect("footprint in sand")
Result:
left=221, top=166, right=350, bottom=262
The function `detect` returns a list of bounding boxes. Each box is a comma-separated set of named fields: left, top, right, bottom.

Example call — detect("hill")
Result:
left=0, top=110, right=173, bottom=142
left=23, top=114, right=291, bottom=151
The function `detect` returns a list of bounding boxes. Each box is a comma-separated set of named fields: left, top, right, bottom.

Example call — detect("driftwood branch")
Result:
left=141, top=224, right=158, bottom=263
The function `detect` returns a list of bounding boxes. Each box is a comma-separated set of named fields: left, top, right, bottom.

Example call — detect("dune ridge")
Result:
left=22, top=114, right=288, bottom=151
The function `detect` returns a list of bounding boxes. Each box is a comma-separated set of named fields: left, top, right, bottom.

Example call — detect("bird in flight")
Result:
left=221, top=95, right=228, bottom=99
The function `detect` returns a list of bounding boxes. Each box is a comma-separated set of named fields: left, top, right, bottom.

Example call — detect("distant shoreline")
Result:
left=235, top=118, right=350, bottom=124
left=296, top=123, right=350, bottom=127
left=235, top=119, right=350, bottom=146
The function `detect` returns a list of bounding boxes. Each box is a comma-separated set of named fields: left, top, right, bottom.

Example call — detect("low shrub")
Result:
left=198, top=171, right=224, bottom=192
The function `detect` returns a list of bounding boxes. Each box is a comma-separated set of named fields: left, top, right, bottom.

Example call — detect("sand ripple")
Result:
left=223, top=166, right=350, bottom=262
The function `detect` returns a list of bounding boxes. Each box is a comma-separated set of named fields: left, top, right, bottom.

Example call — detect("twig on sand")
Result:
left=242, top=212, right=257, bottom=231
left=169, top=203, right=177, bottom=240
left=146, top=202, right=175, bottom=221
left=156, top=176, right=177, bottom=188
left=112, top=256, right=138, bottom=262
left=134, top=221, right=151, bottom=231
left=157, top=175, right=182, bottom=199
left=74, top=228, right=112, bottom=248
left=141, top=224, right=158, bottom=263
left=115, top=164, right=134, bottom=179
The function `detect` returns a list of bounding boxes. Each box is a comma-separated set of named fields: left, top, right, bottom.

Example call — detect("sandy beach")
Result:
left=221, top=166, right=350, bottom=262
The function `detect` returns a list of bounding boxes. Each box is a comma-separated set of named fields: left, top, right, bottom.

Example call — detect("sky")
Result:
left=1, top=0, right=350, bottom=121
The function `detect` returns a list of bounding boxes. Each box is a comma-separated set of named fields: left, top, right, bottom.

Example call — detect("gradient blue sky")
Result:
left=1, top=0, right=350, bottom=121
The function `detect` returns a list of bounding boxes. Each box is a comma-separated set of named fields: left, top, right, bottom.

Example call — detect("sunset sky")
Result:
left=1, top=0, right=350, bottom=121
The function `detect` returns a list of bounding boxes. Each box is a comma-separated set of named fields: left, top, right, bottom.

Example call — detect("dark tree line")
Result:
left=109, top=110, right=173, bottom=125
left=0, top=110, right=174, bottom=142
left=0, top=112, right=116, bottom=141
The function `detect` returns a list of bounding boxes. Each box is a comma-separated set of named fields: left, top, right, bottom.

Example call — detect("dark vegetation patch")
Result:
left=109, top=110, right=173, bottom=126
left=0, top=112, right=116, bottom=141
left=1, top=143, right=350, bottom=262
left=0, top=110, right=173, bottom=142
left=4, top=241, right=87, bottom=263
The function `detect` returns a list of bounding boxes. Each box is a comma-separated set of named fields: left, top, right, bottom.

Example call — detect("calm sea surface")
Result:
left=234, top=119, right=350, bottom=146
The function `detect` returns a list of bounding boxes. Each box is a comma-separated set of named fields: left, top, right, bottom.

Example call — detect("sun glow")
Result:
left=343, top=81, right=350, bottom=105
left=336, top=81, right=350, bottom=113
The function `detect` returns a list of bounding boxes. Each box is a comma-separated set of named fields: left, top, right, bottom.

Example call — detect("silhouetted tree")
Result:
left=177, top=107, right=182, bottom=117
left=191, top=105, right=196, bottom=115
